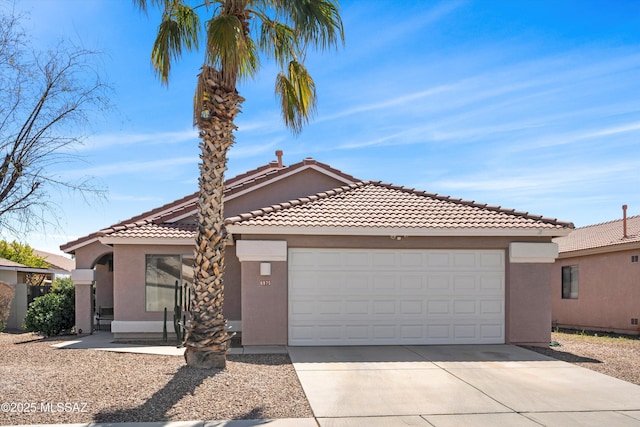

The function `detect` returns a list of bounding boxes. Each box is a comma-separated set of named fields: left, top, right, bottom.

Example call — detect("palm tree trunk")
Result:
left=184, top=66, right=244, bottom=369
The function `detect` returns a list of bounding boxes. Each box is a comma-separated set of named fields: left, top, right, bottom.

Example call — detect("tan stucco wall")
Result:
left=95, top=262, right=113, bottom=310
left=225, top=168, right=347, bottom=218
left=240, top=261, right=288, bottom=345
left=224, top=245, right=241, bottom=321
left=552, top=249, right=640, bottom=335
left=237, top=235, right=555, bottom=346
left=75, top=283, right=93, bottom=334
left=74, top=241, right=113, bottom=269
left=506, top=263, right=552, bottom=346
left=113, top=244, right=194, bottom=321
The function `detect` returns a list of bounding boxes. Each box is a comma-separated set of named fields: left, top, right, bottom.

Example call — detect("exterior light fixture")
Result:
left=260, top=262, right=271, bottom=276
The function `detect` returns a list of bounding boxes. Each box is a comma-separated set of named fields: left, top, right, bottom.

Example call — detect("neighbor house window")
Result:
left=561, top=265, right=578, bottom=299
left=145, top=254, right=193, bottom=312
left=632, top=255, right=638, bottom=263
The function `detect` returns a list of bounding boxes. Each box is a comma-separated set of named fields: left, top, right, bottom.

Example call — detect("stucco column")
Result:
left=507, top=243, right=558, bottom=346
left=71, top=269, right=95, bottom=335
left=236, top=240, right=288, bottom=346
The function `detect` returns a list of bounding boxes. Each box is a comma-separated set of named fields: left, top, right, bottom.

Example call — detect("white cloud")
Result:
left=76, top=129, right=199, bottom=152
left=61, top=156, right=198, bottom=179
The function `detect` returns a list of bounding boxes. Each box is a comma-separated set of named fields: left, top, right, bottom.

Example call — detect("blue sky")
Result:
left=5, top=0, right=640, bottom=255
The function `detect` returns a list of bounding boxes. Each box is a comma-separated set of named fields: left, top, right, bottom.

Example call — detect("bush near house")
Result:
left=0, top=280, right=15, bottom=332
left=23, top=278, right=74, bottom=336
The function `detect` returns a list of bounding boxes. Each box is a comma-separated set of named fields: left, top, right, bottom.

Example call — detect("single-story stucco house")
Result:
left=552, top=207, right=640, bottom=335
left=62, top=154, right=574, bottom=346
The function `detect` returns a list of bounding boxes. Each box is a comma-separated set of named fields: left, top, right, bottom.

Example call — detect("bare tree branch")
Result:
left=0, top=5, right=111, bottom=236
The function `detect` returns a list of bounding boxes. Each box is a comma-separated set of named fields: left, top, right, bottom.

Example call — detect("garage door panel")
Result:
left=480, top=299, right=503, bottom=314
left=400, top=300, right=423, bottom=314
left=453, top=275, right=477, bottom=291
left=480, top=274, right=503, bottom=290
left=289, top=248, right=504, bottom=345
left=427, top=275, right=450, bottom=291
left=399, top=275, right=424, bottom=290
left=427, top=252, right=451, bottom=267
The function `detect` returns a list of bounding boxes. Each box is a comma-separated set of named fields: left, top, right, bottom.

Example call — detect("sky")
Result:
left=3, top=0, right=640, bottom=256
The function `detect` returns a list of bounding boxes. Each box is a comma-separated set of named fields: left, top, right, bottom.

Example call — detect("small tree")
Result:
left=0, top=239, right=50, bottom=286
left=0, top=280, right=15, bottom=332
left=23, top=277, right=74, bottom=336
left=0, top=240, right=49, bottom=268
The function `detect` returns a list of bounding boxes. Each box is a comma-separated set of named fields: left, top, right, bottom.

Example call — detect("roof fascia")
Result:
left=61, top=237, right=100, bottom=254
left=0, top=266, right=55, bottom=273
left=226, top=225, right=572, bottom=237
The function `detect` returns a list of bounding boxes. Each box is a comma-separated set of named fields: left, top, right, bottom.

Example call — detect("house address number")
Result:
left=259, top=280, right=271, bottom=287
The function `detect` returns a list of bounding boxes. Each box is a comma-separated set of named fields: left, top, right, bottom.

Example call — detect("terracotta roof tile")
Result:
left=555, top=215, right=640, bottom=254
left=106, top=222, right=197, bottom=239
left=61, top=158, right=359, bottom=252
left=225, top=181, right=573, bottom=231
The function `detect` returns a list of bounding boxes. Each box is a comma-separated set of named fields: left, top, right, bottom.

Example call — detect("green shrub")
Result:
left=23, top=279, right=74, bottom=336
left=0, top=280, right=15, bottom=332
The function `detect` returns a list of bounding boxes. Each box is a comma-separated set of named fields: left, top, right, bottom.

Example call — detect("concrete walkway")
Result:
left=288, top=344, right=640, bottom=426
left=51, top=331, right=287, bottom=355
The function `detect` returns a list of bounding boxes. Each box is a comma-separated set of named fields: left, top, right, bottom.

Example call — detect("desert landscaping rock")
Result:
left=526, top=331, right=640, bottom=386
left=0, top=332, right=312, bottom=425
left=2, top=330, right=639, bottom=425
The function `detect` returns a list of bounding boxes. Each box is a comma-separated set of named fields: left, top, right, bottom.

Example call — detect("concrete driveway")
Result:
left=288, top=345, right=640, bottom=427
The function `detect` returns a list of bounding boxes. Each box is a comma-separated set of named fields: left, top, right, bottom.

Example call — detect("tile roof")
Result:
left=33, top=250, right=75, bottom=272
left=0, top=257, right=27, bottom=268
left=61, top=157, right=359, bottom=252
left=226, top=181, right=573, bottom=232
left=104, top=222, right=197, bottom=240
left=555, top=215, right=640, bottom=254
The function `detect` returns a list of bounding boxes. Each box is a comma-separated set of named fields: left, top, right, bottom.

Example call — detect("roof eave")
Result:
left=558, top=240, right=640, bottom=258
left=60, top=237, right=101, bottom=254
left=98, top=237, right=195, bottom=246
left=226, top=225, right=573, bottom=237
left=0, top=266, right=57, bottom=273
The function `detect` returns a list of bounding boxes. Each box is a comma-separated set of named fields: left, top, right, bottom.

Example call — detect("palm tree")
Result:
left=134, top=0, right=344, bottom=368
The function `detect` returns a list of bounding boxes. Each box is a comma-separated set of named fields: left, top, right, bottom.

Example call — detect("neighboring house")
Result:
left=552, top=209, right=640, bottom=335
left=33, top=250, right=75, bottom=275
left=62, top=154, right=573, bottom=346
left=0, top=254, right=72, bottom=330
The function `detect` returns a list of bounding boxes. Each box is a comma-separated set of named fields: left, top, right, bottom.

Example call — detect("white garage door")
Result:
left=288, top=248, right=505, bottom=346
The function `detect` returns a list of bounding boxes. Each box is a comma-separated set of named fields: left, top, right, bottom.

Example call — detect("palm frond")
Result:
left=275, top=60, right=316, bottom=134
left=205, top=13, right=259, bottom=89
left=150, top=2, right=200, bottom=85
left=271, top=0, right=345, bottom=50
left=259, top=18, right=297, bottom=68
left=133, top=0, right=170, bottom=14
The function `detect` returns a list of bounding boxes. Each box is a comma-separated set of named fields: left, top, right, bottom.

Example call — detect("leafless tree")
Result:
left=0, top=6, right=110, bottom=235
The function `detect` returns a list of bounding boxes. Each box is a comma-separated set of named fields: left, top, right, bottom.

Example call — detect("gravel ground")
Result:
left=525, top=330, right=640, bottom=385
left=3, top=330, right=639, bottom=425
left=0, top=332, right=312, bottom=425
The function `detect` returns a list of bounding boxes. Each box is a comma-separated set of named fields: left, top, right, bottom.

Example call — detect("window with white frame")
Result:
left=561, top=265, right=578, bottom=299
left=145, top=254, right=194, bottom=312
